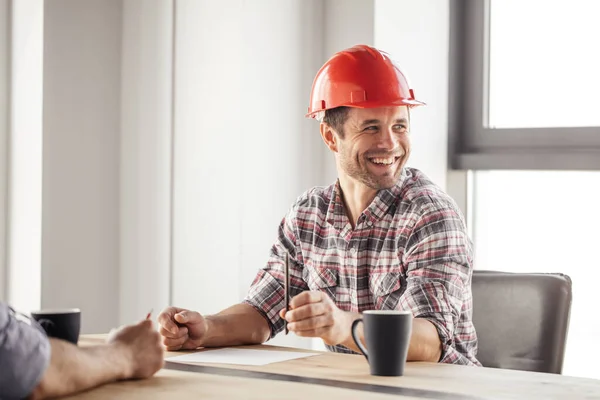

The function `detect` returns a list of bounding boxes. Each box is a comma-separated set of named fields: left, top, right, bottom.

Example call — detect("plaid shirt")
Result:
left=244, top=167, right=480, bottom=366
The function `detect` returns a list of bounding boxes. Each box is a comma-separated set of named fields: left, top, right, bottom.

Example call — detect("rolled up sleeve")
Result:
left=243, top=210, right=309, bottom=338
left=0, top=303, right=51, bottom=399
left=401, top=206, right=480, bottom=366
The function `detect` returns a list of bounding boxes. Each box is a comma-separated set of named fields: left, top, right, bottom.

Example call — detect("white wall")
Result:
left=172, top=0, right=245, bottom=315
left=41, top=0, right=121, bottom=333
left=0, top=0, right=9, bottom=301
left=119, top=0, right=172, bottom=326
left=8, top=0, right=44, bottom=313
left=236, top=0, right=326, bottom=301
left=6, top=0, right=171, bottom=331
left=375, top=0, right=449, bottom=190
left=2, top=0, right=453, bottom=339
left=172, top=0, right=326, bottom=349
left=324, top=0, right=374, bottom=56
left=170, top=0, right=451, bottom=350
left=321, top=0, right=374, bottom=184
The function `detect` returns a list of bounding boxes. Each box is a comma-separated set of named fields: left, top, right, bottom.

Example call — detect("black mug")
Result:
left=351, top=310, right=412, bottom=376
left=31, top=308, right=81, bottom=345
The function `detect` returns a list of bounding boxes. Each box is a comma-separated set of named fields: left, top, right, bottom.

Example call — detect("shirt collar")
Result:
left=326, top=168, right=407, bottom=229
left=325, top=181, right=347, bottom=233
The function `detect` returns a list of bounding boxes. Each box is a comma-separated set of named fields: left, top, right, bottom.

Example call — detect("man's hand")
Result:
left=280, top=291, right=359, bottom=346
left=107, top=319, right=164, bottom=379
left=157, top=307, right=208, bottom=351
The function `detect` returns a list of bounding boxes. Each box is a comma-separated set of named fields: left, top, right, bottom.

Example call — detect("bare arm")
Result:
left=29, top=339, right=130, bottom=400
left=202, top=303, right=271, bottom=347
left=281, top=292, right=441, bottom=362
left=158, top=303, right=271, bottom=351
left=341, top=315, right=442, bottom=362
left=29, top=320, right=163, bottom=400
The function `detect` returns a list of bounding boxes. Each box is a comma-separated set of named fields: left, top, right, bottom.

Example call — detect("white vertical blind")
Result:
left=120, top=0, right=173, bottom=327
left=171, top=0, right=327, bottom=350
left=0, top=0, right=10, bottom=301
left=8, top=0, right=44, bottom=312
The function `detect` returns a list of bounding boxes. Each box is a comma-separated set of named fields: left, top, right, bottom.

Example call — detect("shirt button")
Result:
left=350, top=247, right=357, bottom=254
left=366, top=220, right=373, bottom=227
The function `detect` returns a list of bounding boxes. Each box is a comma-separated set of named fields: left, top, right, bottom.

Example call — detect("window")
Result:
left=488, top=1, right=600, bottom=129
left=455, top=0, right=600, bottom=379
left=471, top=170, right=600, bottom=379
left=449, top=0, right=600, bottom=170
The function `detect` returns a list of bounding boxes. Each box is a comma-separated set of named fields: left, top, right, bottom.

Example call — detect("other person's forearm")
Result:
left=29, top=339, right=132, bottom=400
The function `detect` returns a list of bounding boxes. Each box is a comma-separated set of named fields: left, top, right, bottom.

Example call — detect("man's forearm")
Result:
left=405, top=318, right=442, bottom=362
left=29, top=339, right=131, bottom=400
left=341, top=316, right=442, bottom=362
left=201, top=303, right=271, bottom=347
left=338, top=311, right=362, bottom=353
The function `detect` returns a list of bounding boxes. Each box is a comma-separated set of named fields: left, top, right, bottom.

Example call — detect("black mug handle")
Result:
left=351, top=318, right=369, bottom=361
left=37, top=319, right=56, bottom=337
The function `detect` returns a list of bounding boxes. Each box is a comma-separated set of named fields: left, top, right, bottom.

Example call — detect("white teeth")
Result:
left=370, top=157, right=395, bottom=165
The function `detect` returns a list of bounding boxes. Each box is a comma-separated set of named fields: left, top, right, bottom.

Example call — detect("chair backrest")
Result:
left=471, top=271, right=572, bottom=374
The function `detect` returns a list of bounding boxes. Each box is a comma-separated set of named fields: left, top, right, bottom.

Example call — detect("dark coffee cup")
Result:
left=351, top=310, right=412, bottom=376
left=31, top=308, right=81, bottom=345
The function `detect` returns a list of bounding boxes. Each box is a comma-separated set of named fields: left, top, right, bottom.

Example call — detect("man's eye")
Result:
left=364, top=126, right=378, bottom=132
left=394, top=124, right=407, bottom=130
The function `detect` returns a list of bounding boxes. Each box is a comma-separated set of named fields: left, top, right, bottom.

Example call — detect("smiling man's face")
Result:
left=332, top=106, right=411, bottom=190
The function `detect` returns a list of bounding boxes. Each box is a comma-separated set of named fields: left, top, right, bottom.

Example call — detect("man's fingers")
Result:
left=162, top=335, right=189, bottom=349
left=290, top=291, right=324, bottom=309
left=180, top=340, right=202, bottom=350
left=285, top=303, right=327, bottom=322
left=292, top=326, right=330, bottom=338
left=174, top=311, right=203, bottom=325
left=158, top=319, right=178, bottom=335
left=157, top=309, right=180, bottom=334
left=288, top=315, right=332, bottom=332
left=159, top=326, right=187, bottom=339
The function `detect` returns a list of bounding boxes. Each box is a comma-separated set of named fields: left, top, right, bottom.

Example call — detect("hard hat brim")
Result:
left=305, top=98, right=426, bottom=119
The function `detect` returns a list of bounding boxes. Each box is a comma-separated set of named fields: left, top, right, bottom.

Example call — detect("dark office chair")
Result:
left=471, top=271, right=572, bottom=374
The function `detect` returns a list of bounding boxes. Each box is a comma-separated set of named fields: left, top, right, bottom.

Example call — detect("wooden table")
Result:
left=68, top=335, right=600, bottom=399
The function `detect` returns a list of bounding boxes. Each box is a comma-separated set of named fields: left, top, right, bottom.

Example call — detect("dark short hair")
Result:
left=323, top=106, right=350, bottom=138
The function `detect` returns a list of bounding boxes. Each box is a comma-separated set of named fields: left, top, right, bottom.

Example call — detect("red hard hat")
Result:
left=306, top=44, right=425, bottom=118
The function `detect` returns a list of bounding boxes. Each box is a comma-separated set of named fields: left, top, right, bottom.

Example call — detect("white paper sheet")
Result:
left=167, top=348, right=319, bottom=366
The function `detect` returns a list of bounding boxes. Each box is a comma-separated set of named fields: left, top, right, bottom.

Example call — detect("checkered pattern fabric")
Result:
left=244, top=168, right=480, bottom=366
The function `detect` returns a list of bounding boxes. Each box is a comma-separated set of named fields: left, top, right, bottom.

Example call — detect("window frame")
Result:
left=448, top=0, right=600, bottom=170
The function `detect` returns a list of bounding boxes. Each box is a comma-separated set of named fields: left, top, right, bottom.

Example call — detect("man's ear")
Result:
left=320, top=123, right=338, bottom=153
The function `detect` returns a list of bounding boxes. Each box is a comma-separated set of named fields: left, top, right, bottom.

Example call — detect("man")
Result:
left=0, top=302, right=164, bottom=399
left=158, top=45, right=479, bottom=365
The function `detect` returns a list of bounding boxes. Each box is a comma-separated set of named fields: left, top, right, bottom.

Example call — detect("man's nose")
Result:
left=375, top=127, right=398, bottom=150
